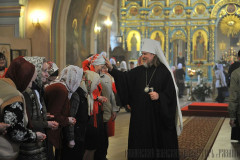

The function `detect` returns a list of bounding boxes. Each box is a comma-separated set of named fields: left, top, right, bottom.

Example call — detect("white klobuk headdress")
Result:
left=141, top=38, right=183, bottom=136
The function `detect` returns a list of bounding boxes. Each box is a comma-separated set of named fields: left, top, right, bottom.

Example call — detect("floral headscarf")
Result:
left=5, top=57, right=35, bottom=92
left=54, top=65, right=83, bottom=99
left=80, top=70, right=100, bottom=115
left=24, top=56, right=46, bottom=88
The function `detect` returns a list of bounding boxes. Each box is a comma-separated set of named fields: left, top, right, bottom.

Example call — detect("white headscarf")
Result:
left=120, top=61, right=127, bottom=71
left=141, top=38, right=183, bottom=136
left=54, top=65, right=83, bottom=99
left=80, top=70, right=100, bottom=115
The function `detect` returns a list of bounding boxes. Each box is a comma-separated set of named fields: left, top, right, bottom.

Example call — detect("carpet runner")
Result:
left=181, top=102, right=229, bottom=117
left=178, top=116, right=225, bottom=160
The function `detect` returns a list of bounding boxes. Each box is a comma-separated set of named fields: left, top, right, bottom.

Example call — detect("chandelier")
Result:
left=220, top=15, right=240, bottom=37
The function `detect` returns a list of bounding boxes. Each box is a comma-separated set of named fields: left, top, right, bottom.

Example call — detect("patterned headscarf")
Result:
left=47, top=61, right=59, bottom=76
left=80, top=70, right=100, bottom=115
left=91, top=54, right=105, bottom=66
left=24, top=56, right=46, bottom=88
left=5, top=56, right=35, bottom=92
left=54, top=65, right=83, bottom=99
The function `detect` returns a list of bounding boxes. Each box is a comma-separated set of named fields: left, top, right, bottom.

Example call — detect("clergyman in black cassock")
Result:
left=105, top=38, right=183, bottom=160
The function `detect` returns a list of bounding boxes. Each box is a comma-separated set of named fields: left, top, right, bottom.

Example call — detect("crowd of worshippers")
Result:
left=0, top=38, right=183, bottom=160
left=0, top=52, right=119, bottom=160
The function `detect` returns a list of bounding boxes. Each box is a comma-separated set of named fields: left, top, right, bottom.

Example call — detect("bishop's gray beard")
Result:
left=143, top=61, right=153, bottom=68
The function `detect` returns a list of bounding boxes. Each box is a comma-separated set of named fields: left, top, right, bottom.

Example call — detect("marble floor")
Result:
left=107, top=95, right=240, bottom=160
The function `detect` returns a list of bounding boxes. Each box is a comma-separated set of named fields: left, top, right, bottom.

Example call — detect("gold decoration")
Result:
left=210, top=0, right=240, bottom=18
left=171, top=30, right=186, bottom=42
left=220, top=15, right=240, bottom=37
left=219, top=9, right=227, bottom=18
left=237, top=8, right=240, bottom=15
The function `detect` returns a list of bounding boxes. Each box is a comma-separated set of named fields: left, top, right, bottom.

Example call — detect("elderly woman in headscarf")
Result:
left=44, top=65, right=83, bottom=160
left=17, top=57, right=59, bottom=160
left=82, top=54, right=108, bottom=160
left=215, top=63, right=227, bottom=103
left=61, top=71, right=88, bottom=159
left=175, top=63, right=185, bottom=98
left=77, top=70, right=101, bottom=160
left=0, top=57, right=46, bottom=160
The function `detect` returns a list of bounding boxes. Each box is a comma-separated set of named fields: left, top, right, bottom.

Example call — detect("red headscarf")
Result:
left=5, top=56, right=35, bottom=92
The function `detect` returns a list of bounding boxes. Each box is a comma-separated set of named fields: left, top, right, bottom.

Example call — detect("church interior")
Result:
left=1, top=0, right=240, bottom=159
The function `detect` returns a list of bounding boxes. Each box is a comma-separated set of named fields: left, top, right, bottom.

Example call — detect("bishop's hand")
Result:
left=148, top=91, right=159, bottom=100
left=103, top=56, right=113, bottom=71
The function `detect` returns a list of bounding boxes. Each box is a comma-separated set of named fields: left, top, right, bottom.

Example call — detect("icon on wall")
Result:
left=152, top=6, right=162, bottom=16
left=226, top=4, right=236, bottom=14
left=150, top=31, right=165, bottom=51
left=193, top=31, right=207, bottom=61
left=130, top=6, right=138, bottom=16
left=174, top=5, right=184, bottom=15
left=195, top=4, right=206, bottom=15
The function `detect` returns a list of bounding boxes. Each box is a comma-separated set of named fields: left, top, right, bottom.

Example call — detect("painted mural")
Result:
left=66, top=0, right=98, bottom=66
